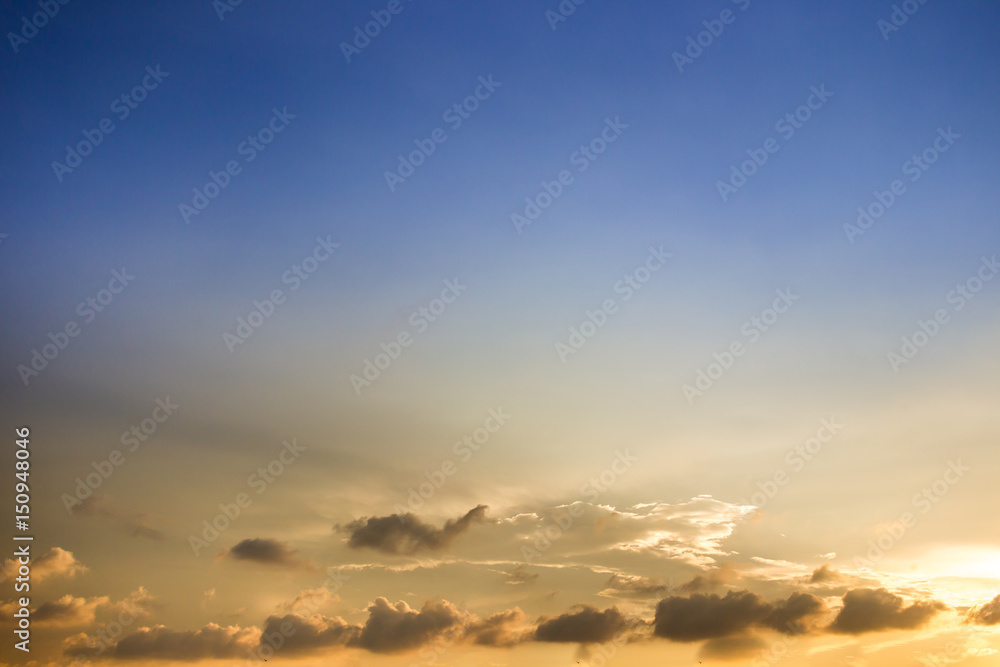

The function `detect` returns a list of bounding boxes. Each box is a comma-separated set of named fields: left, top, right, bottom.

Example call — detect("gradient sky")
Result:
left=2, top=0, right=1000, bottom=665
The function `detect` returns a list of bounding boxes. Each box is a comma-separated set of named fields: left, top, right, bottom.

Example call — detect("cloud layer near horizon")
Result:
left=49, top=583, right=970, bottom=662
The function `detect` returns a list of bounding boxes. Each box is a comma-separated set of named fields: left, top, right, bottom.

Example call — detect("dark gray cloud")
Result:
left=259, top=614, right=361, bottom=653
left=262, top=600, right=531, bottom=655
left=109, top=624, right=259, bottom=660
left=344, top=505, right=488, bottom=555
left=654, top=590, right=826, bottom=641
left=224, top=538, right=300, bottom=567
left=67, top=586, right=959, bottom=663
left=828, top=588, right=946, bottom=634
left=763, top=592, right=827, bottom=634
left=654, top=590, right=769, bottom=641
left=809, top=564, right=845, bottom=584
left=534, top=605, right=631, bottom=644
left=69, top=598, right=508, bottom=660
left=968, top=594, right=1000, bottom=625
left=357, top=597, right=466, bottom=653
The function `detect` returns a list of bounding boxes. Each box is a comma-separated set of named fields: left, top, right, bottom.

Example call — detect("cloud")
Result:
left=259, top=614, right=361, bottom=653
left=534, top=605, right=632, bottom=644
left=108, top=623, right=259, bottom=660
left=503, top=564, right=539, bottom=586
left=17, top=588, right=155, bottom=638
left=61, top=587, right=957, bottom=664
left=828, top=588, right=946, bottom=634
left=762, top=592, right=827, bottom=633
left=109, top=586, right=159, bottom=617
left=654, top=590, right=769, bottom=641
left=277, top=587, right=337, bottom=615
left=591, top=497, right=753, bottom=566
left=600, top=573, right=673, bottom=598
left=123, top=517, right=165, bottom=541
left=678, top=563, right=741, bottom=593
left=266, top=600, right=531, bottom=656
left=76, top=495, right=165, bottom=541
left=357, top=598, right=466, bottom=653
left=465, top=608, right=531, bottom=647
left=809, top=564, right=846, bottom=584
left=62, top=631, right=106, bottom=658
left=653, top=590, right=827, bottom=641
left=678, top=575, right=720, bottom=594
left=968, top=594, right=1000, bottom=625
left=73, top=597, right=534, bottom=660
left=36, top=547, right=90, bottom=582
left=344, top=505, right=488, bottom=555
left=2, top=547, right=87, bottom=584
left=222, top=538, right=308, bottom=569
left=501, top=497, right=753, bottom=567
left=201, top=588, right=215, bottom=609
left=34, top=594, right=109, bottom=628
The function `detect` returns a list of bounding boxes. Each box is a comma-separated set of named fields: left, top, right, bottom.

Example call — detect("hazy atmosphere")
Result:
left=2, top=1, right=1000, bottom=665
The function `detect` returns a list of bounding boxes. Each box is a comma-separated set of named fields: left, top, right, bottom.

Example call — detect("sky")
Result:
left=2, top=0, right=1000, bottom=665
